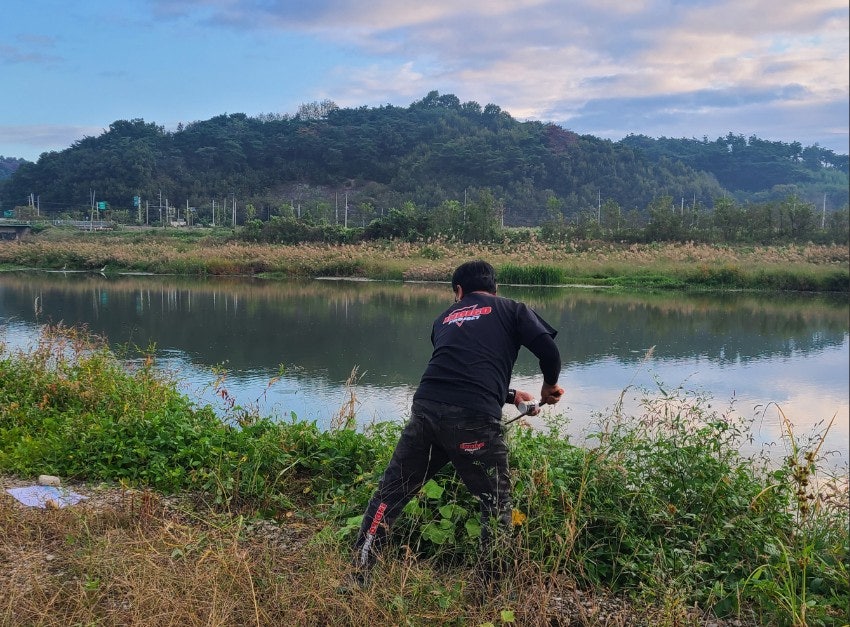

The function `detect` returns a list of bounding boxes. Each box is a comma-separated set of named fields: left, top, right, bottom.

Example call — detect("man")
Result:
left=349, top=260, right=564, bottom=587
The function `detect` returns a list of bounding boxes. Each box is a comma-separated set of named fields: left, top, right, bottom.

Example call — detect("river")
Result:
left=1, top=271, right=847, bottom=472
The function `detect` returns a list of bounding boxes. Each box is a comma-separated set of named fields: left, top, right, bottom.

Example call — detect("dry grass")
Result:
left=1, top=233, right=846, bottom=282
left=1, top=477, right=728, bottom=627
left=0, top=480, right=362, bottom=626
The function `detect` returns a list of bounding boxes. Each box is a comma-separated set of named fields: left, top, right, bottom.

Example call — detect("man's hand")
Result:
left=512, top=389, right=541, bottom=415
left=540, top=383, right=564, bottom=406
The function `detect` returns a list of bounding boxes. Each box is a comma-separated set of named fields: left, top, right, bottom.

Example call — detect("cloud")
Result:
left=0, top=42, right=62, bottom=65
left=0, top=124, right=102, bottom=156
left=634, top=2, right=848, bottom=99
left=146, top=1, right=848, bottom=96
left=324, top=62, right=428, bottom=106
left=3, top=0, right=846, bottom=159
left=245, top=0, right=845, bottom=144
left=153, top=0, right=551, bottom=32
left=551, top=91, right=849, bottom=149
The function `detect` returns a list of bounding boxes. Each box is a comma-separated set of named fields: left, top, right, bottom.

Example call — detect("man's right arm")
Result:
left=528, top=334, right=561, bottom=384
left=528, top=334, right=564, bottom=405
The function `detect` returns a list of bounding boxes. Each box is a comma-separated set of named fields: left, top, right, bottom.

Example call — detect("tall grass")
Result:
left=497, top=263, right=568, bottom=285
left=1, top=325, right=847, bottom=625
left=0, top=232, right=847, bottom=291
left=741, top=406, right=848, bottom=626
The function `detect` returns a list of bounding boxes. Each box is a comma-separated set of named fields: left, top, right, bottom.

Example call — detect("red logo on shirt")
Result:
left=443, top=305, right=492, bottom=327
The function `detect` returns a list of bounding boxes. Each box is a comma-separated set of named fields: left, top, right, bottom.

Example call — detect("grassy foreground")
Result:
left=0, top=227, right=848, bottom=291
left=1, top=325, right=847, bottom=626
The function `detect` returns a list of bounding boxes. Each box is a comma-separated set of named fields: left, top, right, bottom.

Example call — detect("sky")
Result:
left=2, top=0, right=848, bottom=163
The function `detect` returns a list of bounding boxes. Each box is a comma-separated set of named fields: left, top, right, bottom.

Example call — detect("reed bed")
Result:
left=0, top=231, right=847, bottom=290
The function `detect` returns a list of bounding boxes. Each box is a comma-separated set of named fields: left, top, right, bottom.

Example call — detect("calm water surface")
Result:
left=1, top=271, right=847, bottom=471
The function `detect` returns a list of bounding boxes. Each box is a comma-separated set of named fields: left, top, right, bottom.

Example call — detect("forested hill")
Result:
left=1, top=91, right=847, bottom=225
left=0, top=157, right=27, bottom=182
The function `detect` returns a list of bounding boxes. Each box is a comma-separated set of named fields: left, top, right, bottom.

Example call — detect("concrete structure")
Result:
left=52, top=220, right=114, bottom=231
left=0, top=221, right=32, bottom=240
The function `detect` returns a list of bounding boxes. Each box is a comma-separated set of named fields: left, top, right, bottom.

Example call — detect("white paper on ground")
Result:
left=5, top=485, right=87, bottom=508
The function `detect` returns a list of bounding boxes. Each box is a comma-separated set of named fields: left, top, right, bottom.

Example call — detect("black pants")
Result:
left=353, top=398, right=512, bottom=578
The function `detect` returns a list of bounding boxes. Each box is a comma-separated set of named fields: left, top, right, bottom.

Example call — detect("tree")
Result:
left=363, top=203, right=429, bottom=241
left=712, top=197, right=745, bottom=242
left=0, top=156, right=30, bottom=182
left=600, top=199, right=622, bottom=236
left=826, top=206, right=849, bottom=244
left=461, top=189, right=502, bottom=242
left=742, top=202, right=775, bottom=243
left=783, top=195, right=816, bottom=241
left=430, top=200, right=464, bottom=240
left=645, top=195, right=684, bottom=241
left=296, top=100, right=339, bottom=120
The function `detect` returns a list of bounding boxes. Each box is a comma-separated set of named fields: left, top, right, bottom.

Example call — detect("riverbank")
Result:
left=0, top=228, right=847, bottom=291
left=0, top=473, right=753, bottom=627
left=1, top=324, right=848, bottom=625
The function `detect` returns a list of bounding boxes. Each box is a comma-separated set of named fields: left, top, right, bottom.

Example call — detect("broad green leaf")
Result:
left=439, top=503, right=468, bottom=519
left=422, top=479, right=444, bottom=499
left=403, top=500, right=423, bottom=515
left=422, top=521, right=452, bottom=545
left=465, top=518, right=482, bottom=539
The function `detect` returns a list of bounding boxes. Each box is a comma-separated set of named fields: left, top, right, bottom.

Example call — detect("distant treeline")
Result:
left=1, top=91, right=847, bottom=237
left=235, top=189, right=848, bottom=246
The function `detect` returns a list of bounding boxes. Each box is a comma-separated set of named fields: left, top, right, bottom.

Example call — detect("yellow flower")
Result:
left=511, top=509, right=527, bottom=527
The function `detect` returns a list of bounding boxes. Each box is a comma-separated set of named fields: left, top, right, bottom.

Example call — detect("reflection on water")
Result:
left=1, top=271, right=848, bottom=470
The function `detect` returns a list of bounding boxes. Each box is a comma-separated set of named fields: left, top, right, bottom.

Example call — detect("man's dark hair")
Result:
left=452, top=260, right=497, bottom=294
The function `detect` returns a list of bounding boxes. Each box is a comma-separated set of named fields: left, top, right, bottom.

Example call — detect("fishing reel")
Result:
left=517, top=400, right=539, bottom=415
left=504, top=399, right=541, bottom=426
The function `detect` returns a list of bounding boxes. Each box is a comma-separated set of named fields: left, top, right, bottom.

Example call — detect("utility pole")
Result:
left=822, top=193, right=827, bottom=229
left=597, top=189, right=601, bottom=224
left=344, top=191, right=349, bottom=228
